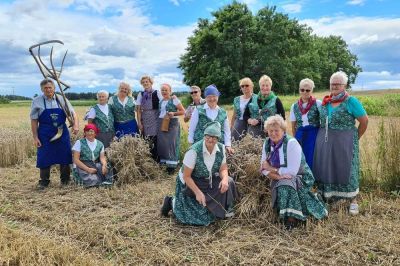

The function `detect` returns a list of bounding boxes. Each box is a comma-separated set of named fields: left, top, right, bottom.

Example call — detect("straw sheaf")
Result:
left=228, top=135, right=274, bottom=218
left=106, top=136, right=165, bottom=184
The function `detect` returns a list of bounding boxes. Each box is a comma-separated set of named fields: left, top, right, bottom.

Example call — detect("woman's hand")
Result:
left=226, top=146, right=234, bottom=155
left=87, top=167, right=97, bottom=174
left=102, top=164, right=108, bottom=175
left=219, top=178, right=229, bottom=193
left=138, top=122, right=143, bottom=132
left=167, top=112, right=175, bottom=118
left=195, top=191, right=206, bottom=207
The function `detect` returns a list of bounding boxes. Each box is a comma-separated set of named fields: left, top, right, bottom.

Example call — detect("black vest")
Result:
left=140, top=90, right=159, bottom=110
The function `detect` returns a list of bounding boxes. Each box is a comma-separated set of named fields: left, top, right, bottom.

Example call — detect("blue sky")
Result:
left=0, top=0, right=399, bottom=97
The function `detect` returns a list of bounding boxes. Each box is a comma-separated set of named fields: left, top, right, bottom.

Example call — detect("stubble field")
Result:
left=0, top=92, right=399, bottom=265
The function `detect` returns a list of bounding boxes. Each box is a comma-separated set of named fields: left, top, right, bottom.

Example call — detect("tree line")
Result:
left=179, top=2, right=361, bottom=102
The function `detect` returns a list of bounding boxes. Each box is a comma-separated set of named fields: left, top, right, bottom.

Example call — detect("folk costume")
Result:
left=108, top=95, right=138, bottom=138
left=231, top=94, right=257, bottom=141
left=87, top=103, right=114, bottom=148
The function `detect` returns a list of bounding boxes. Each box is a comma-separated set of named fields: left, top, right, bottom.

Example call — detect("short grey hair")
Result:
left=299, top=78, right=315, bottom=90
left=40, top=79, right=55, bottom=89
left=259, top=75, right=273, bottom=86
left=97, top=90, right=109, bottom=99
left=330, top=71, right=348, bottom=85
left=264, top=114, right=287, bottom=132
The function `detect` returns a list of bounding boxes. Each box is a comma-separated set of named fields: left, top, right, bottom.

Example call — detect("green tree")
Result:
left=179, top=2, right=361, bottom=101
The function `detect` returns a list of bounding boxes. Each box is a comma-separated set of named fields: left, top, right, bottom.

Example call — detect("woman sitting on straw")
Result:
left=161, top=121, right=238, bottom=226
left=260, top=115, right=327, bottom=230
left=156, top=83, right=185, bottom=174
left=72, top=124, right=113, bottom=187
left=86, top=90, right=114, bottom=148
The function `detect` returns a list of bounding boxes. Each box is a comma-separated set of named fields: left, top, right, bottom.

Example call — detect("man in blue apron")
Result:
left=30, top=79, right=79, bottom=190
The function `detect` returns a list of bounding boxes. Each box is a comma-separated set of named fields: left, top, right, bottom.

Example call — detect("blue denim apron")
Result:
left=36, top=97, right=72, bottom=168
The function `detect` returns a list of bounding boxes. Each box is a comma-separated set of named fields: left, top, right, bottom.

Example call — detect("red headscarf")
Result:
left=84, top=123, right=99, bottom=134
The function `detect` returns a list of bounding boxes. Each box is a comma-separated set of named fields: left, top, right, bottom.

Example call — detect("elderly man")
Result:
left=30, top=79, right=79, bottom=190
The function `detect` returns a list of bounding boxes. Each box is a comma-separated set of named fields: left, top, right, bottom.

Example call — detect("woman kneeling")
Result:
left=72, top=124, right=113, bottom=187
left=161, top=122, right=238, bottom=226
left=261, top=115, right=327, bottom=230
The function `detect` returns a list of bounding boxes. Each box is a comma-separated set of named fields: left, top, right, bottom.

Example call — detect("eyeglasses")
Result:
left=300, top=89, right=311, bottom=92
left=190, top=91, right=199, bottom=95
left=241, top=84, right=250, bottom=88
left=330, top=83, right=346, bottom=87
left=205, top=134, right=218, bottom=140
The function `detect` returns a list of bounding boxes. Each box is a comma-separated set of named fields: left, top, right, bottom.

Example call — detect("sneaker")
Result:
left=349, top=203, right=359, bottom=215
left=161, top=196, right=173, bottom=217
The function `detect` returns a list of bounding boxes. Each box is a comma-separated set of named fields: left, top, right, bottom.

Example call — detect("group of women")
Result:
left=31, top=70, right=368, bottom=230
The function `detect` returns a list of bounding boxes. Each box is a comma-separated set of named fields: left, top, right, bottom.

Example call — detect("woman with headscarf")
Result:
left=188, top=84, right=234, bottom=154
left=313, top=71, right=368, bottom=215
left=248, top=75, right=285, bottom=138
left=108, top=82, right=138, bottom=138
left=87, top=90, right=114, bottom=148
left=261, top=115, right=328, bottom=230
left=161, top=122, right=238, bottom=225
left=72, top=124, right=113, bottom=187
left=231, top=77, right=257, bottom=141
left=156, top=83, right=185, bottom=173
left=289, top=78, right=321, bottom=169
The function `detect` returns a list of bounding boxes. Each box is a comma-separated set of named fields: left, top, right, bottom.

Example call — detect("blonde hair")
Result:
left=264, top=115, right=287, bottom=131
left=118, top=82, right=132, bottom=97
left=161, top=83, right=172, bottom=92
left=140, top=75, right=154, bottom=85
left=239, top=77, right=254, bottom=88
left=259, top=75, right=273, bottom=87
left=330, top=71, right=348, bottom=85
left=190, top=85, right=201, bottom=91
left=299, top=78, right=315, bottom=91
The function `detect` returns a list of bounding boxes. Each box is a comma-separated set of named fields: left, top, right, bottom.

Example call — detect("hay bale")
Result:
left=106, top=136, right=164, bottom=185
left=228, top=135, right=273, bottom=218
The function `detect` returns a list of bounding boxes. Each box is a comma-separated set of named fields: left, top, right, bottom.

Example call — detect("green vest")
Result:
left=292, top=101, right=320, bottom=130
left=160, top=98, right=178, bottom=113
left=79, top=139, right=104, bottom=162
left=93, top=104, right=114, bottom=133
left=190, top=140, right=224, bottom=180
left=319, top=97, right=356, bottom=130
left=194, top=106, right=227, bottom=143
left=260, top=95, right=278, bottom=121
left=233, top=94, right=257, bottom=119
left=110, top=95, right=136, bottom=122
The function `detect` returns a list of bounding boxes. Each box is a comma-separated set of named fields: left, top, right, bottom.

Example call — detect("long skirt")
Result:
left=96, top=132, right=114, bottom=149
left=74, top=161, right=113, bottom=187
left=173, top=175, right=238, bottom=226
left=295, top=125, right=319, bottom=169
left=114, top=119, right=139, bottom=139
left=141, top=109, right=159, bottom=137
left=157, top=118, right=180, bottom=168
left=232, top=119, right=248, bottom=141
left=272, top=175, right=327, bottom=221
left=248, top=124, right=265, bottom=138
left=313, top=128, right=359, bottom=200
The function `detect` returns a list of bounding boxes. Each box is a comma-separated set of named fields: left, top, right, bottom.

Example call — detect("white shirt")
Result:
left=188, top=103, right=232, bottom=146
left=238, top=96, right=251, bottom=120
left=159, top=98, right=181, bottom=118
left=289, top=100, right=322, bottom=126
left=135, top=89, right=163, bottom=105
left=72, top=138, right=105, bottom=154
left=179, top=140, right=227, bottom=184
left=87, top=104, right=109, bottom=119
left=261, top=138, right=302, bottom=178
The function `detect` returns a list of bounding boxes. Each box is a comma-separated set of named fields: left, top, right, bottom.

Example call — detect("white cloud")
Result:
left=0, top=0, right=195, bottom=96
left=347, top=0, right=365, bottom=6
left=282, top=3, right=302, bottom=14
left=169, top=0, right=180, bottom=6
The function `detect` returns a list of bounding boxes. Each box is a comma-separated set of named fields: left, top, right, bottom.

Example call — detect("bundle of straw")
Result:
left=106, top=136, right=164, bottom=185
left=227, top=135, right=272, bottom=218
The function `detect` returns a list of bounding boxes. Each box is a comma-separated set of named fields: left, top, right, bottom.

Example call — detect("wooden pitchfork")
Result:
left=29, top=40, right=75, bottom=141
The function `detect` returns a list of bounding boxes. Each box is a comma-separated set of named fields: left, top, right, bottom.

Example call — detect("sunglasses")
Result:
left=190, top=91, right=199, bottom=94
left=300, top=89, right=311, bottom=92
left=241, top=84, right=250, bottom=88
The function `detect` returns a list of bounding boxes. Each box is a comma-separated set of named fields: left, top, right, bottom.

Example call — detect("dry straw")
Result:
left=106, top=136, right=165, bottom=185
left=0, top=128, right=35, bottom=167
left=228, top=135, right=274, bottom=218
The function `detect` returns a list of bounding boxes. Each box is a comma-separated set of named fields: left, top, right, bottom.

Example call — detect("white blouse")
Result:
left=188, top=103, right=232, bottom=147
left=159, top=98, right=181, bottom=118
left=261, top=138, right=302, bottom=178
left=289, top=100, right=322, bottom=126
left=87, top=104, right=109, bottom=119
left=238, top=96, right=251, bottom=120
